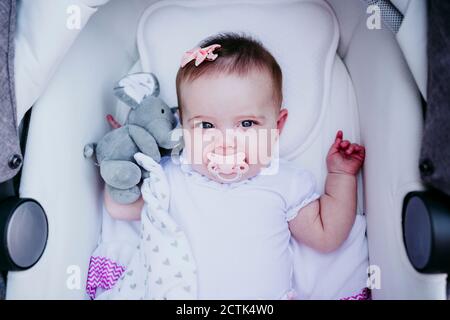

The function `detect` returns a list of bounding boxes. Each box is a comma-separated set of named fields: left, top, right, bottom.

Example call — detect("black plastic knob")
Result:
left=8, top=154, right=22, bottom=170
left=403, top=191, right=450, bottom=273
left=0, top=197, right=48, bottom=271
left=419, top=159, right=434, bottom=177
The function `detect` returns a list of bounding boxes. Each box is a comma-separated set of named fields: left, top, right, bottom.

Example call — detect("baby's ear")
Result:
left=113, top=72, right=160, bottom=109
left=277, top=108, right=289, bottom=135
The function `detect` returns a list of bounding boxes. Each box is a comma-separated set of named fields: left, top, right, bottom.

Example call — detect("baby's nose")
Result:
left=213, top=131, right=237, bottom=155
left=213, top=145, right=236, bottom=156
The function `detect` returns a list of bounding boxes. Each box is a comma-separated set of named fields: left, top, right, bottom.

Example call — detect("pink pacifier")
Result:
left=206, top=151, right=249, bottom=183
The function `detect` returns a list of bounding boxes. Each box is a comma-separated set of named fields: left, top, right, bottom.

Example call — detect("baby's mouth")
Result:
left=206, top=152, right=249, bottom=183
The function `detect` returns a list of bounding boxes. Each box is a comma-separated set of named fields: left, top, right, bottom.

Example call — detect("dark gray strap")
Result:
left=419, top=0, right=450, bottom=195
left=0, top=271, right=5, bottom=300
left=0, top=0, right=22, bottom=183
left=364, top=0, right=403, bottom=34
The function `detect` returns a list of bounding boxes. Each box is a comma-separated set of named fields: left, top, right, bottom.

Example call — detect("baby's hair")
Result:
left=176, top=32, right=283, bottom=112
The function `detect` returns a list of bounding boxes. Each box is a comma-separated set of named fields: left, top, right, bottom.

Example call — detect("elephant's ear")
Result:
left=171, top=106, right=181, bottom=125
left=113, top=72, right=160, bottom=109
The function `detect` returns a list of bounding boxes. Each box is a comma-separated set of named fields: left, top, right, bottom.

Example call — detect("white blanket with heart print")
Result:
left=93, top=153, right=198, bottom=300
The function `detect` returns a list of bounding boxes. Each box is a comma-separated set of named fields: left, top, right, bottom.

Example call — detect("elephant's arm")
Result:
left=128, top=125, right=161, bottom=162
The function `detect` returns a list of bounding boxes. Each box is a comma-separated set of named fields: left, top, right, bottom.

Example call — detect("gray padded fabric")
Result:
left=0, top=0, right=22, bottom=184
left=419, top=0, right=450, bottom=195
left=0, top=0, right=19, bottom=300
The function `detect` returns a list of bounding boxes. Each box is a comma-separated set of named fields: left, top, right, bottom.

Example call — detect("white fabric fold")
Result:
left=96, top=154, right=197, bottom=300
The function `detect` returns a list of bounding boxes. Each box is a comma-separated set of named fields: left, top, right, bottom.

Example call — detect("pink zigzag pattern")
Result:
left=340, top=287, right=371, bottom=300
left=86, top=256, right=126, bottom=300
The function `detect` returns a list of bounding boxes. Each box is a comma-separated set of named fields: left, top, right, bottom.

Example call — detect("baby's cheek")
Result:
left=258, top=143, right=272, bottom=167
left=243, top=129, right=278, bottom=167
left=182, top=129, right=214, bottom=165
left=181, top=132, right=194, bottom=163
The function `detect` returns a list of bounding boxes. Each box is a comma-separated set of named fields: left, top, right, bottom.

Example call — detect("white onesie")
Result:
left=162, top=156, right=321, bottom=299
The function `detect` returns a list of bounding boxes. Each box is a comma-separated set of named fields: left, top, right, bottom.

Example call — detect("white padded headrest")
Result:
left=14, top=0, right=112, bottom=124
left=137, top=0, right=339, bottom=158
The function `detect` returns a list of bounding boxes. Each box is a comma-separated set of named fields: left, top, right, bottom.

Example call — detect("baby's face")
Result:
left=179, top=69, right=288, bottom=183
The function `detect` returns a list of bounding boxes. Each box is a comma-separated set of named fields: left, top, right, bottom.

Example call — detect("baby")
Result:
left=104, top=33, right=365, bottom=299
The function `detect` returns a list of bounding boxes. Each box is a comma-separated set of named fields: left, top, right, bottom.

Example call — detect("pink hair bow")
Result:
left=180, top=44, right=221, bottom=67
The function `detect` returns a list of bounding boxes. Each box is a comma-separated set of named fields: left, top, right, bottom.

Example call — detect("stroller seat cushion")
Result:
left=13, top=0, right=109, bottom=123
left=9, top=0, right=371, bottom=300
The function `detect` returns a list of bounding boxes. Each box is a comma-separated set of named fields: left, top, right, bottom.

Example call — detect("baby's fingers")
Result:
left=334, top=130, right=343, bottom=145
left=353, top=145, right=364, bottom=153
left=346, top=144, right=355, bottom=154
left=339, top=140, right=351, bottom=150
left=349, top=144, right=366, bottom=160
left=329, top=130, right=344, bottom=154
left=357, top=145, right=366, bottom=157
left=346, top=143, right=365, bottom=154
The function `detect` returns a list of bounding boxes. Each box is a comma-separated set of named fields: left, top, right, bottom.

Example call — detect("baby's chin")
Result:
left=191, top=164, right=262, bottom=184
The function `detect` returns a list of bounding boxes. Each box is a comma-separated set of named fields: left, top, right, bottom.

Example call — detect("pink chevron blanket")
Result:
left=86, top=256, right=126, bottom=299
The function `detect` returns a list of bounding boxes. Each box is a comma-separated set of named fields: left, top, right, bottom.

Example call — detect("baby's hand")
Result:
left=134, top=152, right=160, bottom=173
left=326, top=130, right=365, bottom=176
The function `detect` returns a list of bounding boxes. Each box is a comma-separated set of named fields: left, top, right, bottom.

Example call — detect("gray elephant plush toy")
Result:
left=84, top=73, right=180, bottom=204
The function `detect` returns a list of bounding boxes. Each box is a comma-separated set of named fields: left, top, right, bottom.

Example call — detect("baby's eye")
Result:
left=198, top=121, right=214, bottom=129
left=240, top=120, right=256, bottom=128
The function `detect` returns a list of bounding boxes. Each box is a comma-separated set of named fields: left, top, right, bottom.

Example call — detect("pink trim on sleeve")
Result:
left=86, top=256, right=126, bottom=300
